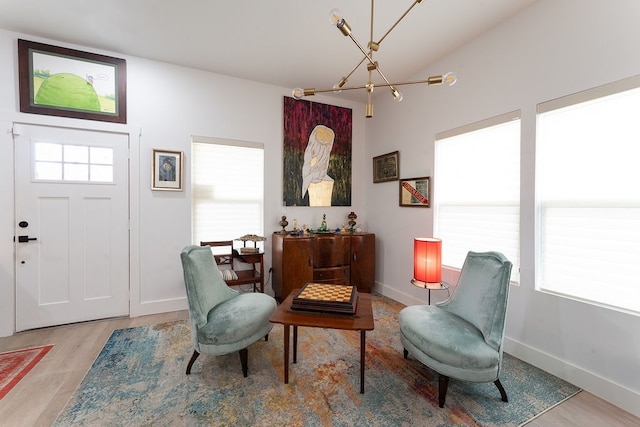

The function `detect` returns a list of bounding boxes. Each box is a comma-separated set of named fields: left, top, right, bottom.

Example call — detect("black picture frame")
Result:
left=373, top=151, right=399, bottom=183
left=18, top=39, right=127, bottom=124
left=399, top=176, right=430, bottom=207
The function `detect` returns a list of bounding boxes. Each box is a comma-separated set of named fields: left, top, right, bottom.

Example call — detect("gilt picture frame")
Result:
left=152, top=149, right=183, bottom=191
left=18, top=39, right=127, bottom=123
left=399, top=176, right=430, bottom=207
left=373, top=151, right=399, bottom=183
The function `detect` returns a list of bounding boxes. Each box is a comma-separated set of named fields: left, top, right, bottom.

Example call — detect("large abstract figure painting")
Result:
left=283, top=97, right=352, bottom=207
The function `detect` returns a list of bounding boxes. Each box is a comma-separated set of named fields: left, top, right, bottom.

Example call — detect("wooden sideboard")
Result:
left=272, top=232, right=375, bottom=301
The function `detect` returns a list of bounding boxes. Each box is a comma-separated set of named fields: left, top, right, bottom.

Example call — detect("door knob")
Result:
left=17, top=235, right=37, bottom=243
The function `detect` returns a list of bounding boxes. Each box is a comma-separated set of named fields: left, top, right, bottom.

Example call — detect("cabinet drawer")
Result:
left=313, top=266, right=351, bottom=285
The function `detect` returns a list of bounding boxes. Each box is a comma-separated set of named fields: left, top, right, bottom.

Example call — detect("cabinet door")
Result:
left=282, top=238, right=313, bottom=299
left=313, top=235, right=350, bottom=267
left=351, top=233, right=375, bottom=293
left=313, top=266, right=351, bottom=285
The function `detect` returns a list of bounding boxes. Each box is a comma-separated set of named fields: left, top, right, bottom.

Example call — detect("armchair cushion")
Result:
left=399, top=305, right=498, bottom=370
left=198, top=293, right=276, bottom=349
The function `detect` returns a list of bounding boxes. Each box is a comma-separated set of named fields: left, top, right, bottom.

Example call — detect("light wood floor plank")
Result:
left=0, top=310, right=637, bottom=426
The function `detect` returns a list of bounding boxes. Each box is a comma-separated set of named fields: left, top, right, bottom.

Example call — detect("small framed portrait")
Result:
left=399, top=176, right=430, bottom=207
left=373, top=151, right=399, bottom=183
left=152, top=149, right=183, bottom=191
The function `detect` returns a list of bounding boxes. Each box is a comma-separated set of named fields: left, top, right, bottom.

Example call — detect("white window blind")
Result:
left=191, top=137, right=264, bottom=249
left=537, top=76, right=640, bottom=314
left=435, top=112, right=521, bottom=282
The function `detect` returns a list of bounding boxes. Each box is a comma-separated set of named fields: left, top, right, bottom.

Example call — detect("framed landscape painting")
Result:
left=18, top=39, right=127, bottom=123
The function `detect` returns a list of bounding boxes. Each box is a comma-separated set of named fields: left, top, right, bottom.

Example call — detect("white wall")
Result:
left=1, top=0, right=639, bottom=416
left=365, top=0, right=640, bottom=416
left=0, top=28, right=366, bottom=330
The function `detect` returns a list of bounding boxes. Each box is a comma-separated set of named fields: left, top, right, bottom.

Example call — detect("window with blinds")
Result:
left=434, top=111, right=521, bottom=283
left=537, top=75, right=640, bottom=314
left=191, top=137, right=264, bottom=249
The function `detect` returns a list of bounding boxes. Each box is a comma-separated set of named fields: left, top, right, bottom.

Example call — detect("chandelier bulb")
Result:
left=292, top=88, right=305, bottom=100
left=329, top=9, right=344, bottom=26
left=391, top=87, right=403, bottom=102
left=333, top=77, right=348, bottom=93
left=443, top=72, right=457, bottom=86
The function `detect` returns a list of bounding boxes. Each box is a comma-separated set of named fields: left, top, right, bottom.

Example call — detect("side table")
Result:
left=410, top=280, right=450, bottom=305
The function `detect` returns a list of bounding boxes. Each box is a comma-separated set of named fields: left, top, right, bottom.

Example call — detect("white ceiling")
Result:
left=0, top=0, right=537, bottom=101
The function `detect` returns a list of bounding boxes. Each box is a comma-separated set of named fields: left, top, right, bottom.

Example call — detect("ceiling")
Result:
left=0, top=0, right=537, bottom=102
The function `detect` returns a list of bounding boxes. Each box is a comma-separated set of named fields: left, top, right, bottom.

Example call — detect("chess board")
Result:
left=291, top=283, right=358, bottom=314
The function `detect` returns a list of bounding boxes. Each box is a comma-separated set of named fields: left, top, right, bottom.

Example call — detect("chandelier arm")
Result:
left=337, top=55, right=370, bottom=87
left=376, top=0, right=422, bottom=46
left=308, top=76, right=448, bottom=95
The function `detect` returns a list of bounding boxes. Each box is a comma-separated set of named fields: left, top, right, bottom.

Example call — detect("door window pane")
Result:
left=32, top=141, right=114, bottom=184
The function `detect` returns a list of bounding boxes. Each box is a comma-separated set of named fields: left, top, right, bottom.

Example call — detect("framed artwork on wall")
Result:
left=282, top=96, right=352, bottom=207
left=399, top=176, right=430, bottom=207
left=18, top=39, right=127, bottom=123
left=373, top=151, right=399, bottom=183
left=152, top=149, right=183, bottom=191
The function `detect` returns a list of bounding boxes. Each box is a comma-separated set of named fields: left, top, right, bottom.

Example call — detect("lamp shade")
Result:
left=413, top=237, right=442, bottom=284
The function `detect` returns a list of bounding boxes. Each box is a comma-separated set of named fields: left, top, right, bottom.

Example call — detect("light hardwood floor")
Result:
left=1, top=311, right=638, bottom=427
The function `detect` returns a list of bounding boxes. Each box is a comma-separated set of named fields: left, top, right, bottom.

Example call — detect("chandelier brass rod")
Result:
left=376, top=0, right=422, bottom=46
left=340, top=55, right=369, bottom=85
left=310, top=77, right=446, bottom=94
left=369, top=0, right=375, bottom=46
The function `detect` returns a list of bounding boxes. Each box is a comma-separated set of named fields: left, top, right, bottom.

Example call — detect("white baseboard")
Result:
left=504, top=338, right=640, bottom=419
left=133, top=297, right=188, bottom=317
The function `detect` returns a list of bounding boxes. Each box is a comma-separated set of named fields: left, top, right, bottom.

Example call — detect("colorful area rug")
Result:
left=0, top=345, right=53, bottom=400
left=55, top=295, right=579, bottom=426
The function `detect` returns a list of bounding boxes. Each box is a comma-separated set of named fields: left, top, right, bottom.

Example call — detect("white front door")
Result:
left=14, top=123, right=130, bottom=331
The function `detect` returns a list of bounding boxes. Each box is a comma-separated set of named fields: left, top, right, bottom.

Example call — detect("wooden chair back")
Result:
left=200, top=240, right=234, bottom=267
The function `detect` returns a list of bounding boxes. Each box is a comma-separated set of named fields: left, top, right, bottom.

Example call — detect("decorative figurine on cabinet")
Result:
left=348, top=212, right=357, bottom=231
left=319, top=214, right=328, bottom=232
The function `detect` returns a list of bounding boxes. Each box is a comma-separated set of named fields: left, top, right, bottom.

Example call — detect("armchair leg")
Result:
left=403, top=348, right=408, bottom=359
left=494, top=379, right=508, bottom=402
left=438, top=374, right=450, bottom=408
left=186, top=350, right=200, bottom=375
left=265, top=333, right=269, bottom=341
left=239, top=348, right=249, bottom=377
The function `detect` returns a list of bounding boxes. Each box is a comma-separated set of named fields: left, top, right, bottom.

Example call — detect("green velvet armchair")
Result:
left=399, top=251, right=513, bottom=408
left=180, top=245, right=277, bottom=377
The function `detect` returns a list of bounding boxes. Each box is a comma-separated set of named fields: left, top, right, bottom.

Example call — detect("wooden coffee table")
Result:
left=269, top=289, right=375, bottom=393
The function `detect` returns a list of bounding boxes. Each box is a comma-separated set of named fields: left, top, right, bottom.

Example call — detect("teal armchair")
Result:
left=399, top=251, right=513, bottom=408
left=180, top=245, right=277, bottom=377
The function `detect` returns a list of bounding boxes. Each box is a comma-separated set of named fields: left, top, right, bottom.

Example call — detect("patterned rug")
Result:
left=55, top=295, right=579, bottom=426
left=0, top=345, right=53, bottom=400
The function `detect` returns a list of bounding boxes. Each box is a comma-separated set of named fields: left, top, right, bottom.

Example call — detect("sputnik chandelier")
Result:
left=292, top=0, right=457, bottom=118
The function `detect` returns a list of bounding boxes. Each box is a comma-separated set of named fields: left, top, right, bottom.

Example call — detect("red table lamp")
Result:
left=411, top=237, right=442, bottom=288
